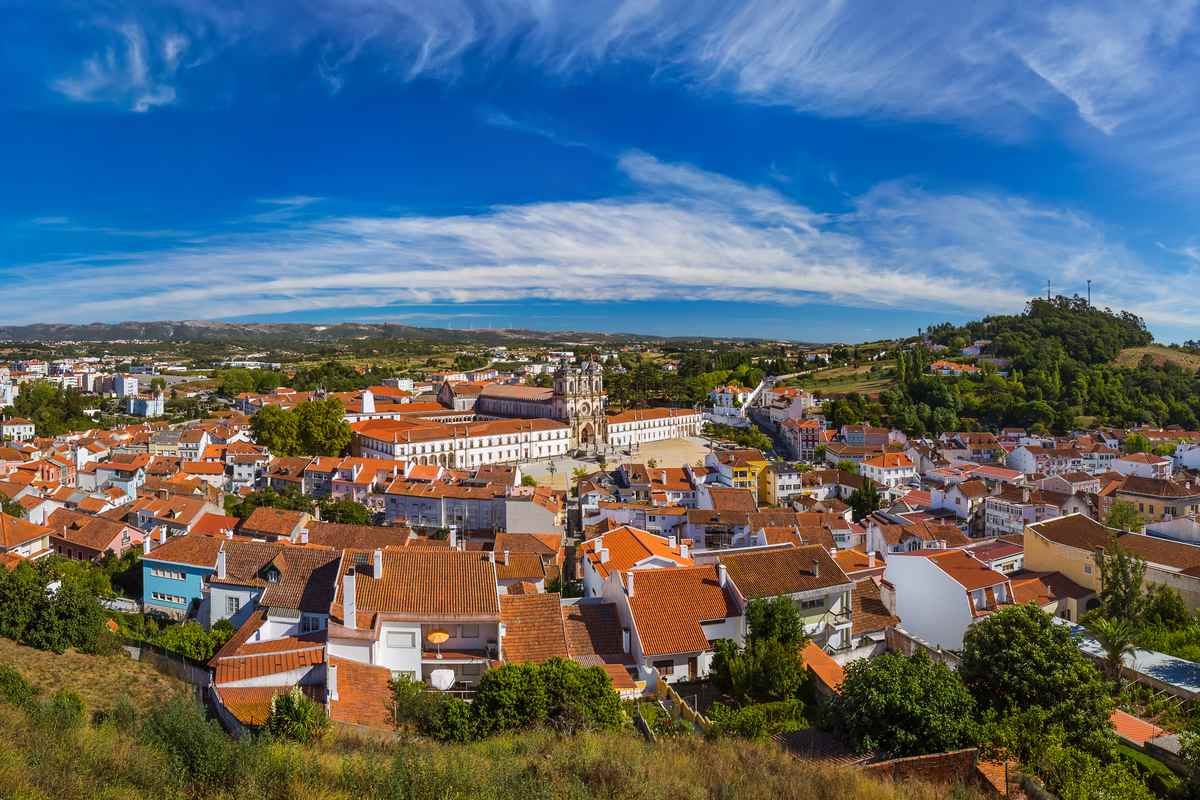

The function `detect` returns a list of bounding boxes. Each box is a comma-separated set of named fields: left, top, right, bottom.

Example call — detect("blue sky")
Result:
left=3, top=2, right=1200, bottom=343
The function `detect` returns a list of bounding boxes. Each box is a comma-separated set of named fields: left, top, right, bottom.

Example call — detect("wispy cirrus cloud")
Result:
left=53, top=21, right=188, bottom=112
left=3, top=152, right=1190, bottom=331
left=46, top=2, right=1200, bottom=177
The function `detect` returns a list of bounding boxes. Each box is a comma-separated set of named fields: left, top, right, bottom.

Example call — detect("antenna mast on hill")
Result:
left=1087, top=279, right=1092, bottom=306
left=1046, top=280, right=1051, bottom=301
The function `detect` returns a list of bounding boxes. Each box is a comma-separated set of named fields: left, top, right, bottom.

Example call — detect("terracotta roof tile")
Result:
left=720, top=544, right=851, bottom=599
left=626, top=566, right=738, bottom=657
left=500, top=593, right=569, bottom=664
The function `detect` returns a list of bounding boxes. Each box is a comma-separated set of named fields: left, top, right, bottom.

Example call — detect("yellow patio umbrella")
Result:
left=426, top=628, right=451, bottom=658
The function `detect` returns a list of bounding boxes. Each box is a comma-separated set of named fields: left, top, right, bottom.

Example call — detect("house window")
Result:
left=225, top=596, right=240, bottom=616
left=1084, top=563, right=1093, bottom=575
left=459, top=624, right=480, bottom=639
left=653, top=660, right=674, bottom=677
left=152, top=591, right=186, bottom=605
left=800, top=598, right=824, bottom=610
left=150, top=568, right=186, bottom=581
left=301, top=615, right=323, bottom=633
left=386, top=631, right=417, bottom=649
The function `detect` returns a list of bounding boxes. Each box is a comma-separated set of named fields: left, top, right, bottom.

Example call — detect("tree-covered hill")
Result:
left=829, top=297, right=1199, bottom=434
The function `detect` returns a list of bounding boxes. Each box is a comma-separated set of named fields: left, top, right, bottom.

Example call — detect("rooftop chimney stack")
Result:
left=142, top=536, right=151, bottom=555
left=373, top=547, right=383, bottom=576
left=625, top=570, right=635, bottom=597
left=217, top=547, right=227, bottom=580
left=717, top=563, right=728, bottom=588
left=225, top=529, right=233, bottom=540
left=327, top=662, right=338, bottom=702
left=299, top=528, right=309, bottom=545
left=157, top=527, right=167, bottom=545
left=360, top=389, right=375, bottom=415
left=680, top=543, right=689, bottom=559
left=343, top=568, right=357, bottom=629
left=448, top=526, right=457, bottom=549
left=503, top=549, right=510, bottom=566
left=487, top=550, right=495, bottom=564
left=598, top=547, right=610, bottom=564
left=811, top=558, right=821, bottom=578
left=668, top=535, right=677, bottom=548
left=867, top=551, right=876, bottom=569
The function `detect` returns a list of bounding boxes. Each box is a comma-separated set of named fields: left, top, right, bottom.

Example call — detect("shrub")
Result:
left=708, top=703, right=769, bottom=739
left=835, top=651, right=978, bottom=757
left=539, top=657, right=622, bottom=733
left=0, top=663, right=39, bottom=707
left=33, top=689, right=85, bottom=729
left=265, top=686, right=331, bottom=743
left=419, top=695, right=475, bottom=743
left=389, top=673, right=435, bottom=728
left=141, top=696, right=232, bottom=790
left=471, top=662, right=548, bottom=735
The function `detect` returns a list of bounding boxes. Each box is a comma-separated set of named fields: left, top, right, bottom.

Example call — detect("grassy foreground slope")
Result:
left=0, top=700, right=980, bottom=800
left=0, top=636, right=186, bottom=711
left=0, top=645, right=982, bottom=800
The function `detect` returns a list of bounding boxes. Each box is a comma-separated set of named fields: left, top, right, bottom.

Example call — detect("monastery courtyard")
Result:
left=519, top=435, right=713, bottom=490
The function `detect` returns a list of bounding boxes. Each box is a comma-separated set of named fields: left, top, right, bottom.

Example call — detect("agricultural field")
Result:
left=1114, top=345, right=1200, bottom=372
left=791, top=361, right=897, bottom=398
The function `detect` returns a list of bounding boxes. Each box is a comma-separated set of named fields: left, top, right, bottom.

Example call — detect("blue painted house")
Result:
left=141, top=535, right=221, bottom=620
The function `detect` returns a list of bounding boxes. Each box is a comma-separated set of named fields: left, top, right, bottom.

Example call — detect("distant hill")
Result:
left=0, top=319, right=817, bottom=347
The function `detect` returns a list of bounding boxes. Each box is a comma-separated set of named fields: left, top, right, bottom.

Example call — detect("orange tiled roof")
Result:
left=332, top=549, right=500, bottom=624
left=500, top=593, right=569, bottom=663
left=0, top=512, right=52, bottom=549
left=626, top=565, right=738, bottom=657
left=578, top=525, right=692, bottom=579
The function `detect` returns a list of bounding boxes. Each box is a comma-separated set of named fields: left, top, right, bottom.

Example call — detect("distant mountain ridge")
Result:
left=0, top=320, right=815, bottom=346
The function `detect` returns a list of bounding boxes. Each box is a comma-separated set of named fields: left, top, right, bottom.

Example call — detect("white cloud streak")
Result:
left=7, top=152, right=1191, bottom=330
left=52, top=1, right=1200, bottom=176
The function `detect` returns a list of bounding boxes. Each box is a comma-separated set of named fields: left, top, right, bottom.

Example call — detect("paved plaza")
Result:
left=520, top=435, right=714, bottom=490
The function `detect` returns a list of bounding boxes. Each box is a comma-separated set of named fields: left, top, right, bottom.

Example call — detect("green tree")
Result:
left=471, top=662, right=548, bottom=736
left=0, top=498, right=24, bottom=519
left=1088, top=616, right=1136, bottom=686
left=1106, top=500, right=1144, bottom=533
left=420, top=695, right=475, bottom=743
left=316, top=498, right=371, bottom=525
left=250, top=404, right=300, bottom=456
left=538, top=657, right=623, bottom=733
left=1098, top=536, right=1146, bottom=623
left=1142, top=584, right=1191, bottom=629
left=1122, top=433, right=1152, bottom=454
left=833, top=651, right=977, bottom=757
left=149, top=377, right=167, bottom=394
left=520, top=474, right=537, bottom=487
left=848, top=477, right=882, bottom=521
left=745, top=597, right=805, bottom=647
left=960, top=605, right=1115, bottom=757
left=265, top=686, right=331, bottom=743
left=295, top=398, right=353, bottom=456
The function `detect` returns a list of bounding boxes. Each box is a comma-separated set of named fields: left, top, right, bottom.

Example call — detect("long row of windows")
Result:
left=152, top=591, right=187, bottom=605
left=150, top=567, right=186, bottom=581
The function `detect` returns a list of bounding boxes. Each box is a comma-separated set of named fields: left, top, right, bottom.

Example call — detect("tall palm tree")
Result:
left=1089, top=616, right=1137, bottom=687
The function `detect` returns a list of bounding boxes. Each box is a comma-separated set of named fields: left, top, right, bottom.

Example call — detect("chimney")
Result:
left=811, top=558, right=821, bottom=578
left=829, top=546, right=838, bottom=558
left=217, top=547, right=227, bottom=580
left=299, top=528, right=309, bottom=545
left=448, top=526, right=457, bottom=548
left=625, top=570, right=635, bottom=597
left=621, top=628, right=630, bottom=653
left=503, top=549, right=510, bottom=566
left=157, top=527, right=167, bottom=545
left=599, top=547, right=610, bottom=564
left=680, top=542, right=689, bottom=559
left=867, top=551, right=876, bottom=569
left=717, top=563, right=728, bottom=588
left=361, top=389, right=375, bottom=415
left=225, top=528, right=233, bottom=540
left=668, top=535, right=677, bottom=548
left=327, top=662, right=339, bottom=702
left=487, top=550, right=495, bottom=563
left=142, top=536, right=151, bottom=555
left=343, top=568, right=357, bottom=630
left=373, top=547, right=383, bottom=576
